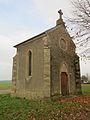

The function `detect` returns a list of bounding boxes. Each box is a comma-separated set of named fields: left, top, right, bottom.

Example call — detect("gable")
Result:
left=46, top=25, right=76, bottom=55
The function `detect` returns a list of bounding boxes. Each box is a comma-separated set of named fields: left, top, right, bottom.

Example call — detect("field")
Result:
left=0, top=82, right=90, bottom=120
left=0, top=81, right=12, bottom=90
left=0, top=81, right=90, bottom=94
left=81, top=84, right=90, bottom=95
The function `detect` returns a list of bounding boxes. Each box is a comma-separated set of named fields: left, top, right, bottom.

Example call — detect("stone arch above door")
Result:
left=60, top=62, right=70, bottom=95
left=60, top=63, right=68, bottom=73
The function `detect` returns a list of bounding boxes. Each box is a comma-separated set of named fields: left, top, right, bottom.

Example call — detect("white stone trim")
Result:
left=43, top=37, right=51, bottom=97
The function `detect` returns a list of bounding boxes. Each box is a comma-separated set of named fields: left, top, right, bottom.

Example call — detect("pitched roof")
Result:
left=14, top=26, right=57, bottom=47
left=14, top=31, right=46, bottom=47
left=14, top=11, right=66, bottom=48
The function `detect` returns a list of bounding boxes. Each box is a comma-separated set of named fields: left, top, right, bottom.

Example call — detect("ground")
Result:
left=0, top=81, right=90, bottom=120
left=0, top=94, right=90, bottom=120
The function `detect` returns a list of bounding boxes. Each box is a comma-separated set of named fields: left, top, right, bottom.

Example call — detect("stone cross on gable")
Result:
left=58, top=9, right=63, bottom=19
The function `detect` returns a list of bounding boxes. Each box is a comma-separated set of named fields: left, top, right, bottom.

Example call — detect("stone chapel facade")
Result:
left=12, top=10, right=82, bottom=99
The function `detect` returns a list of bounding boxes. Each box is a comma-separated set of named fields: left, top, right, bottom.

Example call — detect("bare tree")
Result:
left=67, top=0, right=90, bottom=59
left=81, top=75, right=88, bottom=83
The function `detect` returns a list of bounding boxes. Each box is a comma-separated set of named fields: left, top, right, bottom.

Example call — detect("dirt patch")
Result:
left=0, top=89, right=11, bottom=94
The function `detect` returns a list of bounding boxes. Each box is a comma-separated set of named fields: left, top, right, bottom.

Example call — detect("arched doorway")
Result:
left=61, top=72, right=69, bottom=95
left=60, top=63, right=69, bottom=96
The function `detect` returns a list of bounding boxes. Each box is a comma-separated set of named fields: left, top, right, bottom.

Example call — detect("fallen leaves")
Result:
left=0, top=94, right=90, bottom=120
left=59, top=95, right=90, bottom=120
left=60, top=96, right=90, bottom=104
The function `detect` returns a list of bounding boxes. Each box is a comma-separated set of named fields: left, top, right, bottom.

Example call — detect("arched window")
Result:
left=28, top=50, right=32, bottom=76
left=59, top=38, right=67, bottom=50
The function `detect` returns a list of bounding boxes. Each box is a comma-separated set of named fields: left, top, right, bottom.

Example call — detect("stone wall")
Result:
left=14, top=35, right=46, bottom=99
left=46, top=25, right=80, bottom=96
left=12, top=55, right=17, bottom=94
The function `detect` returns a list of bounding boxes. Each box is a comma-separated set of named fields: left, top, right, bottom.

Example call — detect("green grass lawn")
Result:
left=0, top=81, right=12, bottom=90
left=0, top=94, right=89, bottom=120
left=0, top=83, right=89, bottom=119
left=81, top=84, right=90, bottom=95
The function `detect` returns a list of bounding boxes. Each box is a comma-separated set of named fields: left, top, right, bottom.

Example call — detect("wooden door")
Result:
left=61, top=72, right=69, bottom=96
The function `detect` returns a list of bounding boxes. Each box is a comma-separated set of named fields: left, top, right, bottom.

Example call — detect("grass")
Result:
left=0, top=83, right=89, bottom=119
left=81, top=84, right=90, bottom=95
left=0, top=81, right=12, bottom=90
left=0, top=94, right=89, bottom=120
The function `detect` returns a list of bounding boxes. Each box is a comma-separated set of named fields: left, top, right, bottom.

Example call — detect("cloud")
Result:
left=0, top=0, right=13, bottom=4
left=0, top=35, right=13, bottom=80
left=0, top=62, right=12, bottom=80
left=0, top=29, right=36, bottom=80
left=33, top=0, right=71, bottom=24
left=80, top=60, right=90, bottom=75
left=0, top=0, right=89, bottom=80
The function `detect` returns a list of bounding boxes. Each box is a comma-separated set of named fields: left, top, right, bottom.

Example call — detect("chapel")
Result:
left=12, top=10, right=82, bottom=99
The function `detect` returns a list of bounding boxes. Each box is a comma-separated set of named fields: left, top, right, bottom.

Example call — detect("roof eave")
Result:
left=14, top=32, right=46, bottom=48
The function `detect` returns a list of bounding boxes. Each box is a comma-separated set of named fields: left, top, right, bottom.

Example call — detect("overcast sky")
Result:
left=0, top=0, right=90, bottom=81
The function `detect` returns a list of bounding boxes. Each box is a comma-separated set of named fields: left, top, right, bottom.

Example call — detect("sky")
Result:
left=0, top=0, right=90, bottom=80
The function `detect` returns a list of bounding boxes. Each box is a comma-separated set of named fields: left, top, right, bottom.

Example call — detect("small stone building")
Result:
left=12, top=10, right=82, bottom=99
